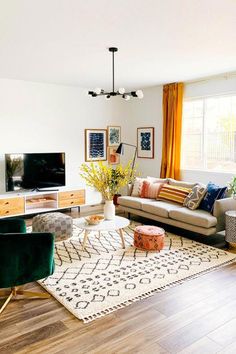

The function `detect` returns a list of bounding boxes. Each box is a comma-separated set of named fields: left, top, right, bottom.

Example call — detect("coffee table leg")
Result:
left=82, top=230, right=89, bottom=250
left=119, top=228, right=125, bottom=249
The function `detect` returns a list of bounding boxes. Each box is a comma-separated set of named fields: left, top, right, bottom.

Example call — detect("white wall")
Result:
left=181, top=75, right=236, bottom=186
left=118, top=75, right=236, bottom=186
left=116, top=86, right=163, bottom=178
left=0, top=78, right=120, bottom=203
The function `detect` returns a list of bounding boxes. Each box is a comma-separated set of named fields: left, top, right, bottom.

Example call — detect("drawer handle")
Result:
left=70, top=201, right=74, bottom=204
left=70, top=194, right=74, bottom=197
left=5, top=210, right=9, bottom=214
left=5, top=201, right=9, bottom=205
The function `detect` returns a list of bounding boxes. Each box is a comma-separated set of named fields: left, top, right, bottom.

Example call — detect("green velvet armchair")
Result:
left=0, top=218, right=55, bottom=314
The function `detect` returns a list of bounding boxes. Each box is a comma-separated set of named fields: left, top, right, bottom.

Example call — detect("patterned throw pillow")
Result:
left=199, top=182, right=227, bottom=213
left=184, top=185, right=207, bottom=210
left=157, top=184, right=192, bottom=204
left=131, top=177, right=146, bottom=197
left=140, top=181, right=164, bottom=199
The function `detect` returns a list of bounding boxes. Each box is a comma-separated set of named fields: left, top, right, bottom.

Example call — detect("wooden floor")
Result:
left=1, top=211, right=236, bottom=354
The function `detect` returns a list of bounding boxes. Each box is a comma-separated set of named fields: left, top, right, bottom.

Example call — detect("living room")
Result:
left=0, top=1, right=236, bottom=353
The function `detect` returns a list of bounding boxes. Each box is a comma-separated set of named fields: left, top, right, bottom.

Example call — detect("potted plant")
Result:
left=80, top=161, right=134, bottom=220
left=227, top=176, right=236, bottom=199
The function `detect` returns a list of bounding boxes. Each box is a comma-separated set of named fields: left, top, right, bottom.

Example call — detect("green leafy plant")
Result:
left=227, top=176, right=236, bottom=197
left=6, top=156, right=22, bottom=178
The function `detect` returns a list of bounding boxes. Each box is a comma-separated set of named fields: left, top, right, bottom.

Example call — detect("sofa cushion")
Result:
left=142, top=200, right=183, bottom=218
left=184, top=185, right=207, bottom=210
left=118, top=196, right=143, bottom=209
left=199, top=182, right=227, bottom=213
left=168, top=178, right=197, bottom=189
left=131, top=177, right=146, bottom=197
left=169, top=208, right=217, bottom=228
left=140, top=181, right=164, bottom=199
left=157, top=184, right=192, bottom=204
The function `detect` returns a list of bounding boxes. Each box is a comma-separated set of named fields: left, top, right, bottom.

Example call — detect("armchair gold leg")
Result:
left=0, top=286, right=50, bottom=315
left=0, top=291, right=14, bottom=314
left=16, top=290, right=50, bottom=298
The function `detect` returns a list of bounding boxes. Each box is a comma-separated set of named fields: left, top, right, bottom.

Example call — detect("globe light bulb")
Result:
left=118, top=87, right=125, bottom=94
left=95, top=88, right=102, bottom=95
left=124, top=94, right=130, bottom=101
left=136, top=90, right=144, bottom=99
left=105, top=95, right=111, bottom=100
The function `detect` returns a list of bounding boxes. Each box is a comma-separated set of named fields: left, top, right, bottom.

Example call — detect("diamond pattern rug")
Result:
left=33, top=220, right=236, bottom=323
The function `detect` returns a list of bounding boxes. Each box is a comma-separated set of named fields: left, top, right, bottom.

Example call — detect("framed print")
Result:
left=137, top=127, right=154, bottom=159
left=85, top=129, right=107, bottom=162
left=107, top=126, right=121, bottom=146
left=107, top=146, right=120, bottom=165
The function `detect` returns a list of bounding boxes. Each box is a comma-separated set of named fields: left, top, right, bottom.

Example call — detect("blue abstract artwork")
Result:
left=89, top=132, right=105, bottom=158
left=108, top=127, right=120, bottom=146
left=141, top=132, right=151, bottom=150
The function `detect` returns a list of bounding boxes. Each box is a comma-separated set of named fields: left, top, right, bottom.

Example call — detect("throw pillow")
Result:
left=140, top=181, right=164, bottom=199
left=157, top=184, right=192, bottom=204
left=147, top=176, right=169, bottom=184
left=131, top=177, right=146, bottom=197
left=199, top=182, right=227, bottom=213
left=168, top=178, right=197, bottom=189
left=184, top=185, right=207, bottom=210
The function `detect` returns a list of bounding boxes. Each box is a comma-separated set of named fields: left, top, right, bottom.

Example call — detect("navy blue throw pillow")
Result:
left=199, top=182, right=227, bottom=213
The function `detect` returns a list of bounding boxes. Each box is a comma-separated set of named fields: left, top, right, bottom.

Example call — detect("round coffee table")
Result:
left=76, top=216, right=130, bottom=250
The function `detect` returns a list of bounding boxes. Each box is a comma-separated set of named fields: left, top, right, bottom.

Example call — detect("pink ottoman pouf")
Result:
left=134, top=225, right=165, bottom=251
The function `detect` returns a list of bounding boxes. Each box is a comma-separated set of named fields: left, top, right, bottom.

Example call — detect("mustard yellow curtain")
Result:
left=160, top=82, right=184, bottom=180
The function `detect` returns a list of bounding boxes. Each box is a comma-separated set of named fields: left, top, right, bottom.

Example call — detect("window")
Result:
left=181, top=94, right=236, bottom=172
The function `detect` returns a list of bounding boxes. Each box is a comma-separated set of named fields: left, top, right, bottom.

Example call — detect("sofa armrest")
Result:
left=213, top=197, right=236, bottom=218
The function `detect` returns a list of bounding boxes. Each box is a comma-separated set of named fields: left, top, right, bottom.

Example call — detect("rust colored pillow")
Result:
left=140, top=181, right=164, bottom=199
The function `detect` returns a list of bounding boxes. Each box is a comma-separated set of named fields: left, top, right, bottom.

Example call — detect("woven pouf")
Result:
left=134, top=225, right=165, bottom=251
left=32, top=212, right=73, bottom=242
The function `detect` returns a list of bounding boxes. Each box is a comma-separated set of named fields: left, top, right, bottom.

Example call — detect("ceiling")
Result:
left=0, top=0, right=236, bottom=90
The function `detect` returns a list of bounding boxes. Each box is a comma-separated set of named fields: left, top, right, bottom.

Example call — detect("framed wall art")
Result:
left=85, top=129, right=107, bottom=162
left=107, top=146, right=120, bottom=165
left=107, top=126, right=121, bottom=146
left=137, top=127, right=154, bottom=159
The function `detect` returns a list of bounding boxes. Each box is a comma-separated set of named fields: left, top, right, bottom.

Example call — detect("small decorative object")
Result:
left=85, top=215, right=104, bottom=225
left=87, top=47, right=143, bottom=100
left=80, top=161, right=134, bottom=220
left=108, top=147, right=120, bottom=165
left=227, top=176, right=236, bottom=199
left=5, top=154, right=23, bottom=191
left=85, top=129, right=107, bottom=162
left=134, top=225, right=165, bottom=251
left=137, top=127, right=154, bottom=158
left=107, top=126, right=121, bottom=146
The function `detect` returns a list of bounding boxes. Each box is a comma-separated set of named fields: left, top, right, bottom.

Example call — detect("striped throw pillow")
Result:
left=140, top=181, right=164, bottom=199
left=157, top=184, right=192, bottom=204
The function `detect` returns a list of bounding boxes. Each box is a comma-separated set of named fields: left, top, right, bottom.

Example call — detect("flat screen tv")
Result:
left=5, top=152, right=66, bottom=192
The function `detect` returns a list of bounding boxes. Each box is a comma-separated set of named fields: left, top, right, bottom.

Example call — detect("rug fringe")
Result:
left=79, top=256, right=236, bottom=323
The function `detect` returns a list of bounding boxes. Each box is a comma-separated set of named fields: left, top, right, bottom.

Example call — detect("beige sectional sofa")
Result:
left=118, top=179, right=236, bottom=236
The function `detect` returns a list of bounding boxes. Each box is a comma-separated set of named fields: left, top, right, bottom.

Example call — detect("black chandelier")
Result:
left=87, top=47, right=144, bottom=100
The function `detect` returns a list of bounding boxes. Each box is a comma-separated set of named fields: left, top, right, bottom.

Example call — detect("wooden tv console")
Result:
left=0, top=189, right=85, bottom=218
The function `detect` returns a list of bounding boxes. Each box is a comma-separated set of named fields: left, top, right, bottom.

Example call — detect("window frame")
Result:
left=181, top=92, right=236, bottom=173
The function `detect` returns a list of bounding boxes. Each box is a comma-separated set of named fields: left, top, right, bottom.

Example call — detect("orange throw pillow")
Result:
left=140, top=181, right=164, bottom=199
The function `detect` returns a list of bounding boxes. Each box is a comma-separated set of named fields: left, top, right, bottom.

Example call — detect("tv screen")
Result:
left=5, top=153, right=65, bottom=192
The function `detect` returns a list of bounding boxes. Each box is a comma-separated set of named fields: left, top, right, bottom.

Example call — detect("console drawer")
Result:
left=58, top=198, right=85, bottom=208
left=58, top=190, right=85, bottom=201
left=0, top=198, right=24, bottom=216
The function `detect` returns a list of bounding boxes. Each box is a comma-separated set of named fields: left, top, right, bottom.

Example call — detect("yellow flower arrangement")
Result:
left=80, top=161, right=134, bottom=200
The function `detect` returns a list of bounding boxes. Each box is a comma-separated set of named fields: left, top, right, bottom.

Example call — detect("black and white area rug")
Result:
left=35, top=220, right=236, bottom=323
